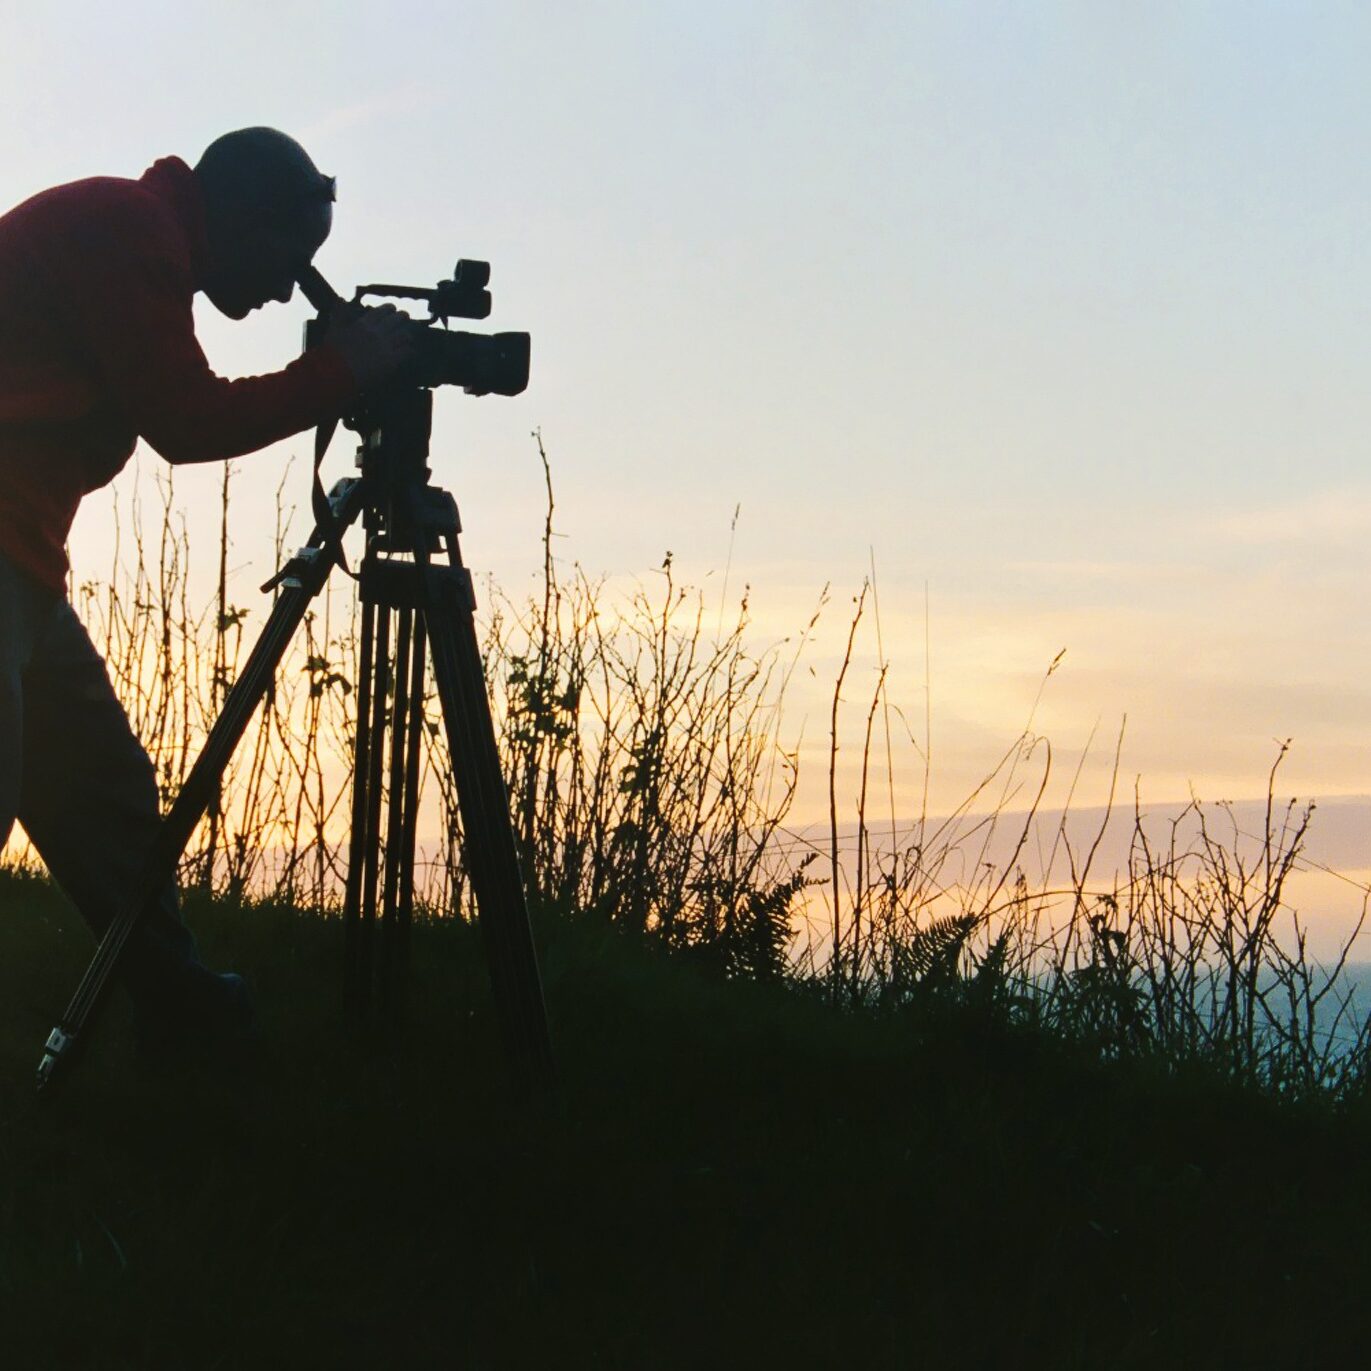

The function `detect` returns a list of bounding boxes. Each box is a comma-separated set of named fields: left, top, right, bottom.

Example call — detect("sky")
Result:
left=4, top=1, right=1371, bottom=827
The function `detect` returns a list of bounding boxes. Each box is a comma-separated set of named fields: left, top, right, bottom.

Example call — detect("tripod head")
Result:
left=297, top=262, right=530, bottom=398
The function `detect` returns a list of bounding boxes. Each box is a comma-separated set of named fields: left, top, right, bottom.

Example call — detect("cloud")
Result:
left=1003, top=558, right=1200, bottom=583
left=1199, top=488, right=1371, bottom=546
left=298, top=86, right=444, bottom=144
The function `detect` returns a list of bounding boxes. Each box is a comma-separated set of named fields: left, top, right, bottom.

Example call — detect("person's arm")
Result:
left=54, top=197, right=356, bottom=465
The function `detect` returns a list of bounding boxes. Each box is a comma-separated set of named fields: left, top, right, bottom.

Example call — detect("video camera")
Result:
left=297, top=260, right=530, bottom=397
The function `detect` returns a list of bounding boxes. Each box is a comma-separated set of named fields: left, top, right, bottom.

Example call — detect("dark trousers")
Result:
left=0, top=549, right=201, bottom=1008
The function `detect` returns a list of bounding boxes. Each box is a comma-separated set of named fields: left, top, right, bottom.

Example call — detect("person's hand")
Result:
left=323, top=303, right=420, bottom=390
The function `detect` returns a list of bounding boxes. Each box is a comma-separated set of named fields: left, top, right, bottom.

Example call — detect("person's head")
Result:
left=194, top=127, right=335, bottom=319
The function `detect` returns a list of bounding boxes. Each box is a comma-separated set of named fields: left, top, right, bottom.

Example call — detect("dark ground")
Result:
left=2, top=868, right=1369, bottom=1370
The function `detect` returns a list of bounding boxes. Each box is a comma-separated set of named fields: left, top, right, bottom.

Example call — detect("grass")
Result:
left=3, top=868, right=1371, bottom=1370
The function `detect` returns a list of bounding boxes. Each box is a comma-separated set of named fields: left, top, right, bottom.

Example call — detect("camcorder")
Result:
left=297, top=259, right=530, bottom=398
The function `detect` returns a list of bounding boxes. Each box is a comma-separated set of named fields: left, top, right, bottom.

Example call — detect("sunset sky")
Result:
left=4, top=2, right=1371, bottom=823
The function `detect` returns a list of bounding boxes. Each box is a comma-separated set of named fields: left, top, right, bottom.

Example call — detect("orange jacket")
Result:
left=0, top=155, right=354, bottom=593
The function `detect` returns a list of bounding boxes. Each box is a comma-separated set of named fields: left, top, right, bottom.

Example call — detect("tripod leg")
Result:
left=36, top=482, right=364, bottom=1089
left=356, top=600, right=391, bottom=1018
left=343, top=593, right=377, bottom=1021
left=398, top=616, right=426, bottom=959
left=421, top=564, right=556, bottom=1095
left=380, top=604, right=415, bottom=1012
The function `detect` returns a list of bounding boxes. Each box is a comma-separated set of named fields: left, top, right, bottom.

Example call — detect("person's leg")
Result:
left=16, top=597, right=250, bottom=1039
left=0, top=552, right=61, bottom=855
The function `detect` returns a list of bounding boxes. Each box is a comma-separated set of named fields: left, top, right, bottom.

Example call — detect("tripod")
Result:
left=36, top=387, right=555, bottom=1094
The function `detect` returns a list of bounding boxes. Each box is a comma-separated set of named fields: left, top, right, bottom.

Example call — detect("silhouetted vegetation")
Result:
left=4, top=435, right=1368, bottom=1102
left=4, top=871, right=1371, bottom=1368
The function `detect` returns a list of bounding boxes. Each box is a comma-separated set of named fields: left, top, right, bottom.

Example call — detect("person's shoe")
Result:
left=134, top=968, right=259, bottom=1072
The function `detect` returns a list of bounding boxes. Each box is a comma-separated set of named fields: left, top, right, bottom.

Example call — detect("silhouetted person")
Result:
left=0, top=127, right=415, bottom=1064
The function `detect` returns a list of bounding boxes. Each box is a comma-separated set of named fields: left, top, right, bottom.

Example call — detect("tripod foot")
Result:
left=36, top=1025, right=75, bottom=1092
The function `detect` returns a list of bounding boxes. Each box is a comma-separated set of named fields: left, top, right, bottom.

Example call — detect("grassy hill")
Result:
left=2, top=868, right=1370, bottom=1370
